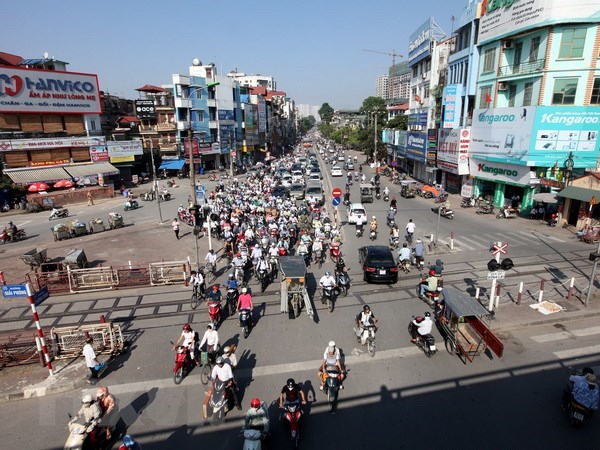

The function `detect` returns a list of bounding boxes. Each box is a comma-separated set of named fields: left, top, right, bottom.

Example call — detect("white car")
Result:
left=347, top=203, right=367, bottom=224
left=331, top=166, right=343, bottom=177
left=319, top=148, right=324, bottom=154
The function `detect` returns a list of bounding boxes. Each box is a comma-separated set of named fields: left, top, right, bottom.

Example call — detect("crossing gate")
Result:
left=68, top=266, right=116, bottom=293
left=149, top=261, right=188, bottom=285
left=50, top=322, right=125, bottom=359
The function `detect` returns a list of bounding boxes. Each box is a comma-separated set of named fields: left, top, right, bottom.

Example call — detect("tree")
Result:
left=318, top=122, right=334, bottom=139
left=298, top=117, right=315, bottom=135
left=318, top=103, right=334, bottom=124
left=359, top=96, right=386, bottom=116
left=386, top=114, right=408, bottom=130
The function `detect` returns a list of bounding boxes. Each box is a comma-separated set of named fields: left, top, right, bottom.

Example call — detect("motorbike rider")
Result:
left=205, top=249, right=217, bottom=270
left=72, top=393, right=102, bottom=445
left=207, top=284, right=222, bottom=304
left=397, top=243, right=411, bottom=268
left=96, top=386, right=117, bottom=440
left=222, top=345, right=237, bottom=370
left=562, top=368, right=599, bottom=413
left=244, top=398, right=270, bottom=438
left=267, top=242, right=279, bottom=268
left=319, top=271, right=337, bottom=299
left=369, top=216, right=378, bottom=232
left=189, top=270, right=205, bottom=295
left=256, top=254, right=270, bottom=278
left=174, top=323, right=197, bottom=362
left=386, top=208, right=396, bottom=225
left=119, top=435, right=142, bottom=450
left=312, top=238, right=324, bottom=265
left=6, top=221, right=17, bottom=241
left=319, top=341, right=345, bottom=390
left=375, top=185, right=381, bottom=197
left=410, top=312, right=433, bottom=343
left=237, top=287, right=254, bottom=325
left=355, top=305, right=378, bottom=344
left=390, top=196, right=397, bottom=210
left=389, top=225, right=400, bottom=245
left=226, top=272, right=239, bottom=291
left=383, top=186, right=390, bottom=197
left=231, top=252, right=246, bottom=278
left=199, top=323, right=219, bottom=360
left=413, top=239, right=425, bottom=266
left=355, top=216, right=365, bottom=235
left=297, top=240, right=310, bottom=266
left=279, top=378, right=307, bottom=409
left=405, top=219, right=416, bottom=241
left=419, top=270, right=440, bottom=299
left=211, top=356, right=241, bottom=411
left=430, top=259, right=444, bottom=276
left=250, top=245, right=263, bottom=271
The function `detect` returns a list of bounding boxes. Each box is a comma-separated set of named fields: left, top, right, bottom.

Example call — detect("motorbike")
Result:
left=434, top=193, right=448, bottom=203
left=432, top=205, right=454, bottom=219
left=226, top=289, right=238, bottom=316
left=329, top=242, right=341, bottom=263
left=417, top=277, right=444, bottom=308
left=409, top=319, right=437, bottom=357
left=476, top=203, right=494, bottom=215
left=387, top=217, right=395, bottom=228
left=390, top=236, right=400, bottom=249
left=124, top=199, right=139, bottom=211
left=405, top=232, right=413, bottom=245
left=172, top=343, right=195, bottom=384
left=323, top=364, right=341, bottom=411
left=1, top=201, right=9, bottom=212
left=282, top=401, right=302, bottom=449
left=461, top=196, right=475, bottom=208
left=548, top=213, right=558, bottom=227
left=383, top=194, right=389, bottom=202
left=64, top=414, right=101, bottom=450
left=234, top=266, right=245, bottom=285
left=141, top=191, right=154, bottom=201
left=239, top=308, right=252, bottom=339
left=412, top=254, right=425, bottom=271
left=369, top=229, right=377, bottom=241
left=323, top=222, right=332, bottom=238
left=496, top=206, right=519, bottom=219
left=357, top=324, right=376, bottom=357
left=49, top=207, right=69, bottom=220
left=209, top=378, right=230, bottom=424
left=335, top=269, right=350, bottom=297
left=321, top=286, right=337, bottom=312
left=375, top=192, right=381, bottom=200
left=0, top=228, right=26, bottom=244
left=355, top=225, right=364, bottom=238
left=159, top=190, right=171, bottom=202
left=398, top=259, right=411, bottom=274
left=256, top=267, right=269, bottom=292
left=207, top=298, right=221, bottom=327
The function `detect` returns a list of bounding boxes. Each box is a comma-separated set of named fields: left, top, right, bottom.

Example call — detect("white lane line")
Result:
left=447, top=238, right=476, bottom=251
left=87, top=345, right=423, bottom=396
left=508, top=232, right=542, bottom=244
left=15, top=220, right=31, bottom=227
left=463, top=235, right=492, bottom=247
left=532, top=326, right=600, bottom=342
left=554, top=344, right=600, bottom=359
left=535, top=233, right=565, bottom=243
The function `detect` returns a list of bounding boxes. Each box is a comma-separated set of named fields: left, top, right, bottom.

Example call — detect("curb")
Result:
left=0, top=375, right=87, bottom=404
left=493, top=307, right=600, bottom=334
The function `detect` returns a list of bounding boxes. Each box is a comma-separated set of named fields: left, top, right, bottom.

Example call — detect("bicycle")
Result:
left=204, top=263, right=216, bottom=284
left=190, top=283, right=205, bottom=310
left=199, top=351, right=213, bottom=385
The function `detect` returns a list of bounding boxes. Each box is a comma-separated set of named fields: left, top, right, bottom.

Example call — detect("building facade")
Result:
left=376, top=75, right=389, bottom=99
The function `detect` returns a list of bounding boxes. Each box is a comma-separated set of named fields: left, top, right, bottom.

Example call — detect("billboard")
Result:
left=408, top=19, right=432, bottom=65
left=406, top=131, right=427, bottom=163
left=218, top=110, right=234, bottom=121
left=90, top=146, right=109, bottom=162
left=0, top=67, right=101, bottom=114
left=408, top=113, right=428, bottom=127
left=135, top=100, right=156, bottom=119
left=0, top=136, right=105, bottom=152
left=442, top=84, right=463, bottom=129
left=107, top=141, right=143, bottom=159
left=478, top=0, right=600, bottom=44
left=257, top=96, right=267, bottom=133
left=470, top=158, right=534, bottom=185
left=438, top=128, right=471, bottom=175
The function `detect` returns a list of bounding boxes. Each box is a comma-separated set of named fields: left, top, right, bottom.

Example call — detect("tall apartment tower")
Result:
left=376, top=75, right=389, bottom=99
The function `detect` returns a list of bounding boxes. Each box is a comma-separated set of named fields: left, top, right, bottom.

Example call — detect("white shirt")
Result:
left=268, top=247, right=279, bottom=257
left=180, top=330, right=195, bottom=347
left=223, top=353, right=238, bottom=368
left=323, top=348, right=340, bottom=365
left=398, top=247, right=411, bottom=261
left=406, top=222, right=416, bottom=233
left=190, top=273, right=204, bottom=286
left=211, top=362, right=234, bottom=382
left=200, top=329, right=219, bottom=348
left=320, top=275, right=336, bottom=287
left=205, top=253, right=217, bottom=264
left=83, top=343, right=97, bottom=368
left=413, top=317, right=433, bottom=335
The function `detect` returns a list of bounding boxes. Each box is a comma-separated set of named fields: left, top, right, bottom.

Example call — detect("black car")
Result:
left=272, top=186, right=289, bottom=198
left=359, top=246, right=398, bottom=284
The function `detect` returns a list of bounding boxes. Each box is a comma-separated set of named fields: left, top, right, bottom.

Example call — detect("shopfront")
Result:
left=558, top=173, right=600, bottom=228
left=437, top=128, right=470, bottom=194
left=406, top=131, right=428, bottom=181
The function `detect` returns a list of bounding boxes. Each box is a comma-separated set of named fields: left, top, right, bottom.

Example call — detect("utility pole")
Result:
left=373, top=112, right=378, bottom=166
left=187, top=87, right=200, bottom=270
left=148, top=145, right=163, bottom=222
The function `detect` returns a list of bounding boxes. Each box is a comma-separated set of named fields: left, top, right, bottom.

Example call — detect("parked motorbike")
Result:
left=432, top=205, right=454, bottom=219
left=321, top=286, right=337, bottom=312
left=409, top=319, right=437, bottom=357
left=369, top=229, right=377, bottom=241
left=172, top=343, right=194, bottom=384
left=1, top=201, right=9, bottom=212
left=282, top=401, right=302, bottom=449
left=49, top=207, right=69, bottom=220
left=124, top=199, right=139, bottom=211
left=0, top=228, right=26, bottom=244
left=323, top=364, right=341, bottom=411
left=239, top=308, right=252, bottom=339
left=159, top=190, right=171, bottom=201
left=461, top=196, right=475, bottom=208
left=496, top=206, right=519, bottom=219
left=476, top=203, right=494, bottom=215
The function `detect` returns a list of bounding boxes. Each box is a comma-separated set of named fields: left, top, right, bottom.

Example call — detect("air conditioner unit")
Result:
left=502, top=40, right=514, bottom=50
left=498, top=82, right=508, bottom=91
left=422, top=73, right=427, bottom=79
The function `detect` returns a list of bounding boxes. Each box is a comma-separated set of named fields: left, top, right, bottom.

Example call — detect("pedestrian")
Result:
left=87, top=191, right=94, bottom=206
left=172, top=218, right=180, bottom=240
left=83, top=337, right=104, bottom=384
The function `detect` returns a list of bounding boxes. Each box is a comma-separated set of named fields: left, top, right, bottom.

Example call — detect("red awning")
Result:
left=135, top=84, right=166, bottom=93
left=117, top=116, right=141, bottom=123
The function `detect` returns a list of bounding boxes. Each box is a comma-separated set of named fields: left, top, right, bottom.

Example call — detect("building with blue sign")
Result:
left=470, top=0, right=600, bottom=214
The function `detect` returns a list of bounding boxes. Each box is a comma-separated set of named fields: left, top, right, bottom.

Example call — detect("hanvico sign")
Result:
left=470, top=158, right=534, bottom=185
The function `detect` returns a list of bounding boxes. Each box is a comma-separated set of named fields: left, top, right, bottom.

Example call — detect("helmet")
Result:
left=236, top=252, right=241, bottom=257
left=122, top=435, right=136, bottom=448
left=416, top=239, right=422, bottom=243
left=82, top=394, right=93, bottom=404
left=242, top=287, right=248, bottom=293
left=183, top=323, right=191, bottom=331
left=403, top=243, right=407, bottom=248
left=429, top=269, right=436, bottom=276
left=287, top=378, right=295, bottom=389
left=251, top=397, right=261, bottom=409
left=207, top=323, right=214, bottom=329
left=327, top=341, right=336, bottom=353
left=223, top=346, right=231, bottom=354
left=216, top=356, right=224, bottom=365
left=96, top=386, right=108, bottom=398
left=372, top=216, right=376, bottom=219
left=212, top=284, right=219, bottom=290
left=271, top=242, right=276, bottom=247
left=414, top=316, right=424, bottom=323
left=325, top=271, right=331, bottom=277
left=228, top=273, right=234, bottom=278
left=409, top=219, right=413, bottom=222
left=424, top=312, right=431, bottom=317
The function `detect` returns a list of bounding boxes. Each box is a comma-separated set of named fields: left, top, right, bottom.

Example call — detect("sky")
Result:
left=2, top=0, right=462, bottom=110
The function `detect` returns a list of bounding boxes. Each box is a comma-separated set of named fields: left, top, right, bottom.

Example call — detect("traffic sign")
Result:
left=492, top=242, right=508, bottom=256
left=391, top=161, right=397, bottom=167
left=2, top=284, right=28, bottom=298
left=332, top=197, right=341, bottom=206
left=34, top=286, right=50, bottom=306
left=331, top=188, right=342, bottom=198
left=487, top=271, right=506, bottom=280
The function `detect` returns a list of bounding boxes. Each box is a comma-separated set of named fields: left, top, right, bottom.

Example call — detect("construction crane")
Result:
left=362, top=49, right=404, bottom=100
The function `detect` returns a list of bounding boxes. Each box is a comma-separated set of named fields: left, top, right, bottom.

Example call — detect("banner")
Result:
left=442, top=84, right=463, bottom=129
left=470, top=158, right=534, bottom=185
left=135, top=100, right=156, bottom=119
left=406, top=131, right=427, bottom=163
left=408, top=18, right=432, bottom=65
left=90, top=145, right=109, bottom=162
left=106, top=141, right=143, bottom=158
left=438, top=128, right=470, bottom=175
left=1, top=136, right=105, bottom=151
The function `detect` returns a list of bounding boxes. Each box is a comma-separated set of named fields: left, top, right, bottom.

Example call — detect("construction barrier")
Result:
left=149, top=261, right=188, bottom=285
left=50, top=322, right=125, bottom=359
left=68, top=266, right=116, bottom=293
left=0, top=331, right=44, bottom=368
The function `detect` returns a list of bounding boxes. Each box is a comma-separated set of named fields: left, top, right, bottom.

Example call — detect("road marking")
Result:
left=464, top=235, right=492, bottom=247
left=86, top=345, right=423, bottom=396
left=15, top=220, right=31, bottom=227
left=532, top=326, right=600, bottom=342
left=536, top=233, right=565, bottom=243
left=507, top=232, right=541, bottom=244
left=445, top=238, right=476, bottom=251
left=554, top=344, right=600, bottom=359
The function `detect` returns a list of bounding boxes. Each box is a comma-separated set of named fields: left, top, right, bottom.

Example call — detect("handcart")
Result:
left=20, top=248, right=50, bottom=269
left=89, top=218, right=105, bottom=233
left=51, top=224, right=71, bottom=241
left=69, top=220, right=88, bottom=237
left=107, top=212, right=124, bottom=229
left=64, top=248, right=89, bottom=270
left=279, top=256, right=313, bottom=319
left=435, top=287, right=504, bottom=364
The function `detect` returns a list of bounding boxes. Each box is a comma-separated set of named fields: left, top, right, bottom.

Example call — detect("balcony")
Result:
left=207, top=99, right=216, bottom=108
left=498, top=59, right=544, bottom=78
left=159, top=141, right=178, bottom=151
left=156, top=123, right=176, bottom=131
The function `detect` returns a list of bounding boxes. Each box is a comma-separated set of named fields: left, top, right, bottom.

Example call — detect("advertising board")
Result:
left=438, top=128, right=471, bottom=175
left=408, top=113, right=428, bottom=127
left=107, top=141, right=143, bottom=158
left=442, top=84, right=463, bottom=129
left=1, top=136, right=105, bottom=152
left=135, top=100, right=156, bottom=119
left=406, top=131, right=427, bottom=163
left=90, top=146, right=109, bottom=162
left=408, top=19, right=432, bottom=65
left=470, top=158, right=533, bottom=185
left=0, top=67, right=101, bottom=114
left=257, top=96, right=267, bottom=133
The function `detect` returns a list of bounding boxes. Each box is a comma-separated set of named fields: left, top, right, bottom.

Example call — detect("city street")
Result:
left=1, top=151, right=600, bottom=449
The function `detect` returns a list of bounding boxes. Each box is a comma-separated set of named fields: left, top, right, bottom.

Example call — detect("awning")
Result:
left=557, top=186, right=600, bottom=203
left=4, top=166, right=71, bottom=185
left=64, top=162, right=120, bottom=180
left=159, top=160, right=186, bottom=170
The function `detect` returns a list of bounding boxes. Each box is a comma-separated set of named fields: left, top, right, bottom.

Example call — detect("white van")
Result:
left=305, top=182, right=324, bottom=205
left=347, top=203, right=367, bottom=224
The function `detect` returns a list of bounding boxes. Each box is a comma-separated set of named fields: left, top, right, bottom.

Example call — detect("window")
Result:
left=424, top=86, right=430, bottom=99
left=529, top=36, right=541, bottom=63
left=483, top=48, right=496, bottom=72
left=591, top=78, right=600, bottom=105
left=412, top=66, right=418, bottom=77
left=523, top=82, right=534, bottom=106
left=90, top=120, right=96, bottom=131
left=508, top=84, right=517, bottom=107
left=552, top=78, right=578, bottom=105
left=479, top=86, right=492, bottom=107
left=559, top=28, right=587, bottom=59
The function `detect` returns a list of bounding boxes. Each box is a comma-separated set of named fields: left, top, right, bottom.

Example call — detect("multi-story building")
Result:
left=389, top=61, right=411, bottom=101
left=296, top=104, right=321, bottom=121
left=469, top=0, right=600, bottom=219
left=376, top=75, right=389, bottom=99
left=227, top=72, right=276, bottom=91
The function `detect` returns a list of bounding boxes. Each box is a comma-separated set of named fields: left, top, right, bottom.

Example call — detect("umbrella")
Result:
left=53, top=179, right=75, bottom=189
left=532, top=192, right=558, bottom=203
left=27, top=182, right=50, bottom=192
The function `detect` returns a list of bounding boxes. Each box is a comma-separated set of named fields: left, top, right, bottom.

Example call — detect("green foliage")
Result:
left=318, top=103, right=334, bottom=124
left=298, top=116, right=315, bottom=135
left=306, top=115, right=316, bottom=127
left=318, top=122, right=334, bottom=138
left=359, top=97, right=386, bottom=117
left=385, top=114, right=408, bottom=130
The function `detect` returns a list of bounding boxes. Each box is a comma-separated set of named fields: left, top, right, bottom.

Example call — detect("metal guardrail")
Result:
left=50, top=322, right=125, bottom=360
left=68, top=266, right=116, bottom=293
left=498, top=59, right=544, bottom=77
left=149, top=261, right=188, bottom=285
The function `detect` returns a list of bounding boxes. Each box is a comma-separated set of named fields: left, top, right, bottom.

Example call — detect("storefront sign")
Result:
left=395, top=130, right=407, bottom=155
left=257, top=96, right=267, bottom=133
left=461, top=180, right=473, bottom=198
left=109, top=155, right=134, bottom=163
left=90, top=145, right=109, bottom=162
left=107, top=141, right=143, bottom=158
left=409, top=18, right=433, bottom=65
left=442, top=84, right=463, bottom=129
left=135, top=100, right=156, bottom=119
left=408, top=113, right=428, bottom=127
left=406, top=131, right=427, bottom=164
left=438, top=128, right=470, bottom=175
left=218, top=110, right=234, bottom=121
left=470, top=158, right=533, bottom=185
left=2, top=136, right=106, bottom=151
left=540, top=178, right=563, bottom=188
left=30, top=159, right=70, bottom=167
left=479, top=0, right=600, bottom=44
left=427, top=129, right=437, bottom=164
left=0, top=67, right=101, bottom=114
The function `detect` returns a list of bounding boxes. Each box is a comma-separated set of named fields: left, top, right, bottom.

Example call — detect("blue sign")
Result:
left=408, top=19, right=432, bottom=65
left=406, top=131, right=427, bottom=164
left=2, top=284, right=28, bottom=298
left=442, top=84, right=463, bottom=129
left=34, top=286, right=49, bottom=306
left=332, top=197, right=341, bottom=206
left=195, top=185, right=205, bottom=205
left=408, top=113, right=428, bottom=127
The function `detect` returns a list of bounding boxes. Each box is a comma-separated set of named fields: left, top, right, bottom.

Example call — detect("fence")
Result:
left=149, top=261, right=188, bottom=285
left=0, top=331, right=44, bottom=368
left=50, top=322, right=125, bottom=359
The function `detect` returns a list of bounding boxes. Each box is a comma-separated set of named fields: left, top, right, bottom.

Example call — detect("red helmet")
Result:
left=250, top=398, right=261, bottom=408
left=212, top=284, right=219, bottom=291
left=183, top=324, right=192, bottom=331
left=429, top=269, right=436, bottom=276
left=414, top=316, right=424, bottom=323
left=236, top=252, right=241, bottom=257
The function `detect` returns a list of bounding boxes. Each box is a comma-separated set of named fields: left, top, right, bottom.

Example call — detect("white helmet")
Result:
left=82, top=394, right=93, bottom=404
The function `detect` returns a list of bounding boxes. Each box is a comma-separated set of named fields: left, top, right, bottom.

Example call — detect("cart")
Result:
left=360, top=184, right=374, bottom=203
left=107, top=212, right=124, bottom=229
left=89, top=218, right=105, bottom=233
left=400, top=180, right=417, bottom=198
left=435, top=287, right=504, bottom=364
left=64, top=248, right=89, bottom=270
left=279, top=256, right=314, bottom=319
left=51, top=224, right=71, bottom=241
left=69, top=221, right=88, bottom=237
left=20, top=248, right=51, bottom=269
